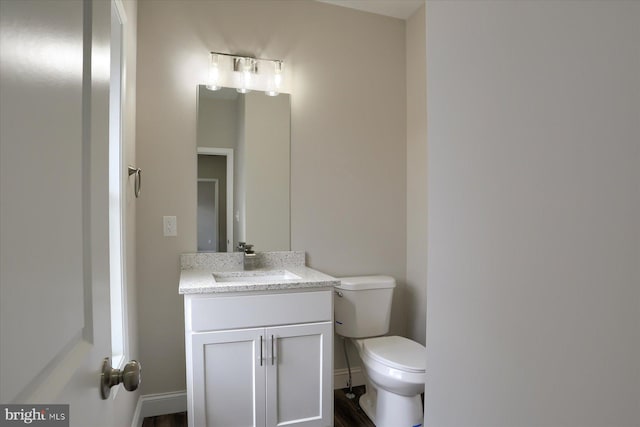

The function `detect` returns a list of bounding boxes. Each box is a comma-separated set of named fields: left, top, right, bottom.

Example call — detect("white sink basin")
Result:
left=212, top=270, right=302, bottom=283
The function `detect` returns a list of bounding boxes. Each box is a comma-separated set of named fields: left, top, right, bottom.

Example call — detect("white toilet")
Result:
left=334, top=275, right=426, bottom=427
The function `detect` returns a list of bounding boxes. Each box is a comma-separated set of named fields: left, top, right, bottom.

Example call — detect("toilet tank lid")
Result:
left=335, top=275, right=396, bottom=290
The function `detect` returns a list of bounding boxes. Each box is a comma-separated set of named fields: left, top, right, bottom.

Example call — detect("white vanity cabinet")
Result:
left=184, top=289, right=334, bottom=427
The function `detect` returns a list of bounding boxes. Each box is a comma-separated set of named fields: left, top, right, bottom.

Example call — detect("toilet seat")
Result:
left=361, top=336, right=426, bottom=373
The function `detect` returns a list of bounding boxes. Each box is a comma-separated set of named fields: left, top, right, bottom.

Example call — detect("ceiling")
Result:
left=315, top=0, right=424, bottom=20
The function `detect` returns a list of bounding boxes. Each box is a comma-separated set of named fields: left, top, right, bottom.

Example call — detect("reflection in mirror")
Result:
left=197, top=86, right=291, bottom=253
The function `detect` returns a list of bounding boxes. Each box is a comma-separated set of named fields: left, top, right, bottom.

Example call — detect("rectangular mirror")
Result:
left=197, top=85, right=291, bottom=252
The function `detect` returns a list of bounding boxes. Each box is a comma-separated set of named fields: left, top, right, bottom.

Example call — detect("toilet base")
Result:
left=359, top=386, right=423, bottom=427
left=359, top=388, right=377, bottom=424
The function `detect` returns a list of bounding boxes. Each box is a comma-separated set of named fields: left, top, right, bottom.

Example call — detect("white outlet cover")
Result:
left=163, top=216, right=177, bottom=237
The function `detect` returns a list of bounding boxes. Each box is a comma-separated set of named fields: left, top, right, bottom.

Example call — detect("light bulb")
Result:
left=206, top=53, right=220, bottom=91
left=236, top=58, right=253, bottom=94
left=265, top=61, right=283, bottom=96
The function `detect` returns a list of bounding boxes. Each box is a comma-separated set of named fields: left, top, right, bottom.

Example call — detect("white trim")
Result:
left=130, top=396, right=143, bottom=427
left=130, top=391, right=188, bottom=427
left=197, top=147, right=234, bottom=252
left=333, top=367, right=366, bottom=390
left=109, top=0, right=129, bottom=373
left=113, top=0, right=127, bottom=24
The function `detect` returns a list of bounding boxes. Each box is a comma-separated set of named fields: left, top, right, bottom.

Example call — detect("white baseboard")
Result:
left=334, top=367, right=366, bottom=390
left=131, top=391, right=187, bottom=427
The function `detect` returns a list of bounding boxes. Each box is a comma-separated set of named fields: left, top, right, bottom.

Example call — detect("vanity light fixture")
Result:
left=207, top=51, right=285, bottom=96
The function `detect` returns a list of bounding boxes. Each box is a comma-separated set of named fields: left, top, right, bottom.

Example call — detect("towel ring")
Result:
left=128, top=166, right=142, bottom=198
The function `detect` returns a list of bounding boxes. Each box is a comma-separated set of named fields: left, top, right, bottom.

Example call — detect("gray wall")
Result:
left=405, top=4, right=427, bottom=344
left=425, top=1, right=640, bottom=425
left=197, top=94, right=238, bottom=150
left=136, top=0, right=408, bottom=394
left=244, top=92, right=290, bottom=251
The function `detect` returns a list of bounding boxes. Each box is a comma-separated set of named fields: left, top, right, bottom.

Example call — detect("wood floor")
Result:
left=333, top=385, right=375, bottom=427
left=142, top=386, right=374, bottom=427
left=142, top=411, right=187, bottom=427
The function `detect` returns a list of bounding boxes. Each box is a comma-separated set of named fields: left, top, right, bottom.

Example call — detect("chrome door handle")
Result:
left=271, top=335, right=275, bottom=365
left=260, top=335, right=263, bottom=366
left=101, top=357, right=141, bottom=399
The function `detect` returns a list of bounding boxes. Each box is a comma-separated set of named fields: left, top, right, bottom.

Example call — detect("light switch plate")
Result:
left=163, top=216, right=177, bottom=237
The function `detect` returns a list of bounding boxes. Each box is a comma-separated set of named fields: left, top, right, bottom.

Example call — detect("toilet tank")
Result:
left=334, top=275, right=395, bottom=338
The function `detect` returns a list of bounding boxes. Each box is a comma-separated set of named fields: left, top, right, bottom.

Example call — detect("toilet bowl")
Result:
left=334, top=276, right=426, bottom=427
left=356, top=336, right=426, bottom=396
left=354, top=336, right=426, bottom=427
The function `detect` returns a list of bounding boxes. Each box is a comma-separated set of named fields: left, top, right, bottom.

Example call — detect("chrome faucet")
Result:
left=241, top=243, right=257, bottom=270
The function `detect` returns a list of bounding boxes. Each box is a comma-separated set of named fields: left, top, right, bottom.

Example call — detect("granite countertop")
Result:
left=179, top=251, right=339, bottom=294
left=179, top=265, right=338, bottom=294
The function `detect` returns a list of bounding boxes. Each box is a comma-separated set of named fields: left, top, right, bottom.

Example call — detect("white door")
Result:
left=0, top=1, right=137, bottom=425
left=191, top=328, right=267, bottom=427
left=266, top=322, right=333, bottom=427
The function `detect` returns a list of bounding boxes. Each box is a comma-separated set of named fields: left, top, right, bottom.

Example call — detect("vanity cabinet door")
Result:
left=191, top=328, right=266, bottom=427
left=265, top=322, right=333, bottom=427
